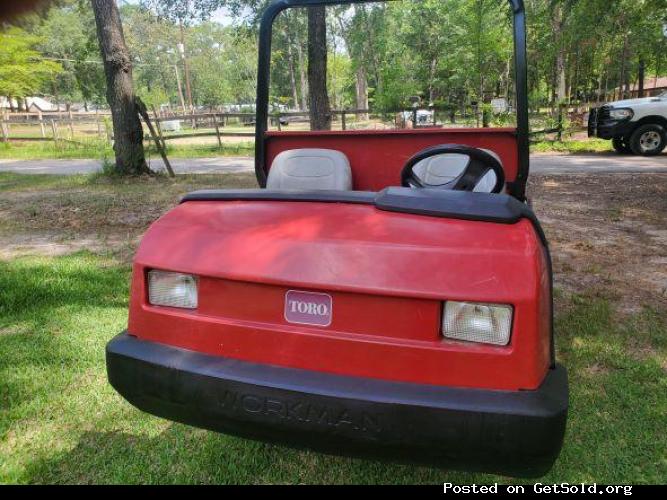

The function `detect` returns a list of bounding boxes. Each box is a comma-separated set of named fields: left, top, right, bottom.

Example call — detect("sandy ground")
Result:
left=529, top=174, right=667, bottom=312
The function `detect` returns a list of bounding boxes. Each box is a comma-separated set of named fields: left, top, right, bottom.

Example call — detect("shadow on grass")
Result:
left=0, top=252, right=130, bottom=424
left=551, top=296, right=667, bottom=483
left=0, top=252, right=129, bottom=319
left=22, top=425, right=481, bottom=485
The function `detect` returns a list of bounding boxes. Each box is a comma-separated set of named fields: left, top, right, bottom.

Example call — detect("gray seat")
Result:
left=412, top=149, right=503, bottom=193
left=267, top=149, right=353, bottom=191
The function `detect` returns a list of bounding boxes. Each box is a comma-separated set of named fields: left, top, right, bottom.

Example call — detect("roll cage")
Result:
left=254, top=0, right=530, bottom=200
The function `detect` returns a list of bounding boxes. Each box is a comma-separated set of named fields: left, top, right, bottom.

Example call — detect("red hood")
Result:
left=135, top=200, right=541, bottom=303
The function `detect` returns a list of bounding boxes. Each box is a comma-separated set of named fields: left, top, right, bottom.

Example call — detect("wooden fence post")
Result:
left=213, top=114, right=222, bottom=148
left=0, top=121, right=8, bottom=142
left=557, top=104, right=565, bottom=142
left=95, top=110, right=102, bottom=140
left=50, top=120, right=58, bottom=145
left=341, top=110, right=346, bottom=131
left=68, top=109, right=74, bottom=139
left=38, top=110, right=46, bottom=138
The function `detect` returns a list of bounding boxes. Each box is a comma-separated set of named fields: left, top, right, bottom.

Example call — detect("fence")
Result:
left=0, top=110, right=111, bottom=143
left=0, top=105, right=587, bottom=146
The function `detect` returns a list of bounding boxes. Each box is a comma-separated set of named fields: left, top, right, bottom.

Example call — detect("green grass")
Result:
left=531, top=138, right=613, bottom=154
left=0, top=170, right=93, bottom=192
left=1, top=137, right=615, bottom=160
left=0, top=140, right=254, bottom=161
left=160, top=142, right=254, bottom=158
left=0, top=140, right=114, bottom=160
left=0, top=251, right=665, bottom=484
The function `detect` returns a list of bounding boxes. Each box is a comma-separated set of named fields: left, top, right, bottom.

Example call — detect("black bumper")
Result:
left=595, top=121, right=635, bottom=140
left=588, top=109, right=635, bottom=139
left=106, top=333, right=568, bottom=478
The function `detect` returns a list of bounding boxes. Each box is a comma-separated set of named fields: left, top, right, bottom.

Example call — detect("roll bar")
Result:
left=254, top=0, right=529, bottom=200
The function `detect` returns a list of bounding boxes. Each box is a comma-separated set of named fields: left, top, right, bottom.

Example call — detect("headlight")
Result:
left=609, top=108, right=634, bottom=120
left=147, top=270, right=198, bottom=309
left=442, top=301, right=513, bottom=346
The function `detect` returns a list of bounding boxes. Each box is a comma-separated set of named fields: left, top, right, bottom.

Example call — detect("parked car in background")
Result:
left=588, top=91, right=667, bottom=156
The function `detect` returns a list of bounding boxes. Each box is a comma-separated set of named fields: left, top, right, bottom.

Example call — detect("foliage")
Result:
left=0, top=27, right=62, bottom=100
left=4, top=0, right=667, bottom=114
left=34, top=1, right=105, bottom=106
left=121, top=4, right=257, bottom=110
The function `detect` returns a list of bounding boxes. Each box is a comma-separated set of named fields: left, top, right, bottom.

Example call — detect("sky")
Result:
left=121, top=0, right=236, bottom=26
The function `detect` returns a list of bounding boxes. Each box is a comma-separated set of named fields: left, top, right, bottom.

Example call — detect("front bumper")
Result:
left=107, top=332, right=568, bottom=478
left=589, top=116, right=635, bottom=139
left=596, top=121, right=635, bottom=139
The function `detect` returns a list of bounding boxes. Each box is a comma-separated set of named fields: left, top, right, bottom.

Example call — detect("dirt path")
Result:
left=2, top=152, right=666, bottom=175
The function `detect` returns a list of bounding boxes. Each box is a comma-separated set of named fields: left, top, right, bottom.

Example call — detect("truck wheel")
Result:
left=629, top=124, right=666, bottom=156
left=612, top=137, right=632, bottom=154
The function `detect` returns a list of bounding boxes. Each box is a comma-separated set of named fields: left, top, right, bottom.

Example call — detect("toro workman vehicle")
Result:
left=106, top=0, right=568, bottom=478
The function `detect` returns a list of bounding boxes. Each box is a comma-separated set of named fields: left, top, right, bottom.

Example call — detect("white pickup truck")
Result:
left=588, top=91, right=667, bottom=156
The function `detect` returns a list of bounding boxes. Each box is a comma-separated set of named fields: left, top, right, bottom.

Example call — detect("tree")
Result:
left=140, top=0, right=228, bottom=111
left=0, top=27, right=62, bottom=106
left=307, top=6, right=331, bottom=130
left=91, top=0, right=149, bottom=175
left=35, top=3, right=106, bottom=109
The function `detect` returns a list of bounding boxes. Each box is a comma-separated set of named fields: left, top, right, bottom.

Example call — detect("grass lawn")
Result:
left=0, top=172, right=665, bottom=484
left=0, top=140, right=254, bottom=161
left=531, top=137, right=613, bottom=154
left=1, top=136, right=613, bottom=160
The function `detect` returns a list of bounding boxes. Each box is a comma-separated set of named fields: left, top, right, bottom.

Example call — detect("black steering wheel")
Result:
left=401, top=144, right=505, bottom=193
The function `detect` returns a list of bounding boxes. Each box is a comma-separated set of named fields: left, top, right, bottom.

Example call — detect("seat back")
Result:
left=267, top=149, right=352, bottom=191
left=264, top=129, right=518, bottom=191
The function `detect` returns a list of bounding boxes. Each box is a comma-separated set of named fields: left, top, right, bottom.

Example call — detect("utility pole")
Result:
left=178, top=22, right=194, bottom=114
left=173, top=63, right=186, bottom=114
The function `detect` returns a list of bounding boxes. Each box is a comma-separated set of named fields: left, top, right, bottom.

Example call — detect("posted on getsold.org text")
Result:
left=442, top=483, right=634, bottom=495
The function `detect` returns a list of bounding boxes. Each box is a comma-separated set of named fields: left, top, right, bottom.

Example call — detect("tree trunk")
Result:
left=638, top=58, right=645, bottom=98
left=336, top=10, right=368, bottom=120
left=285, top=25, right=300, bottom=109
left=619, top=34, right=629, bottom=99
left=355, top=65, right=369, bottom=120
left=596, top=69, right=604, bottom=105
left=428, top=57, right=437, bottom=104
left=552, top=4, right=567, bottom=104
left=307, top=6, right=331, bottom=130
left=91, top=0, right=149, bottom=175
left=293, top=24, right=308, bottom=111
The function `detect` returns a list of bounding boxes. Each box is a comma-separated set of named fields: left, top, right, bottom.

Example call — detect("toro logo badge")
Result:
left=285, top=290, right=332, bottom=327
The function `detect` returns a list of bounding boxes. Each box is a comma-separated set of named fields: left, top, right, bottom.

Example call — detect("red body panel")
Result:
left=265, top=128, right=519, bottom=191
left=128, top=200, right=551, bottom=391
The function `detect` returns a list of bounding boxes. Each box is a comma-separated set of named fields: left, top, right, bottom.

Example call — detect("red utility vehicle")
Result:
left=107, top=0, right=568, bottom=477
